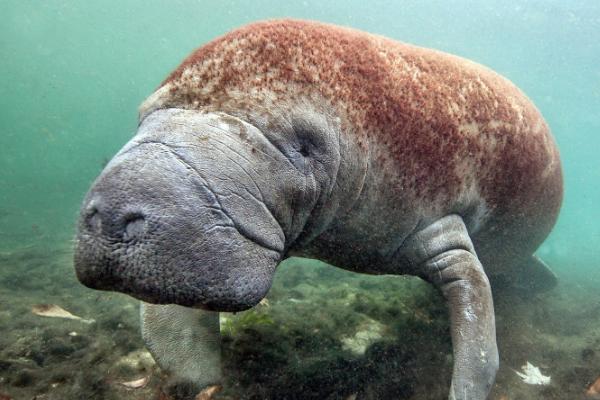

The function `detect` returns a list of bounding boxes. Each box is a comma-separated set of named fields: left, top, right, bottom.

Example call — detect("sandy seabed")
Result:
left=0, top=242, right=599, bottom=400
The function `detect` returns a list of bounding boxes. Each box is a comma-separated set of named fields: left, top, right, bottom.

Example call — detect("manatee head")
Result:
left=74, top=108, right=341, bottom=311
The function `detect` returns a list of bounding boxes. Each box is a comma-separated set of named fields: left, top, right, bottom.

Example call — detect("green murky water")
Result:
left=1, top=1, right=599, bottom=399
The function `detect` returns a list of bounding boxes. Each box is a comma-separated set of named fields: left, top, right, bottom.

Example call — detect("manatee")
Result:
left=74, top=19, right=562, bottom=400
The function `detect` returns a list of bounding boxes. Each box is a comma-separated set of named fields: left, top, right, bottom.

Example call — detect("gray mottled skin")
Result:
left=74, top=23, right=560, bottom=400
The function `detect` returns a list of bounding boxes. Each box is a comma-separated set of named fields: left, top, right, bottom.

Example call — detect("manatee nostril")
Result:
left=123, top=213, right=146, bottom=241
left=84, top=206, right=102, bottom=233
left=82, top=201, right=146, bottom=240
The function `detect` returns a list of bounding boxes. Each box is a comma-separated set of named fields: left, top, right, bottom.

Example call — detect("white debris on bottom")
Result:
left=515, top=361, right=551, bottom=385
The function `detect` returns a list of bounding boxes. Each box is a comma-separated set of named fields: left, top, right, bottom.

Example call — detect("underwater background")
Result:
left=1, top=1, right=599, bottom=399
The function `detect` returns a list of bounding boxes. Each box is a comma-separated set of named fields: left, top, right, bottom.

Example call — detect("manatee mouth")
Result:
left=74, top=209, right=281, bottom=311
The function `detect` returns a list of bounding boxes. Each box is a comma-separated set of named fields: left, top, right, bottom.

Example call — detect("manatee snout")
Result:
left=74, top=109, right=288, bottom=311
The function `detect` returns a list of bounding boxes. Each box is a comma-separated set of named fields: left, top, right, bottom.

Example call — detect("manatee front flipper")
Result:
left=402, top=215, right=499, bottom=400
left=140, top=303, right=222, bottom=399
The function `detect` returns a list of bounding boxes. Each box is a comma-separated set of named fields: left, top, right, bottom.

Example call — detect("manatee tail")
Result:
left=515, top=255, right=558, bottom=292
left=490, top=255, right=558, bottom=295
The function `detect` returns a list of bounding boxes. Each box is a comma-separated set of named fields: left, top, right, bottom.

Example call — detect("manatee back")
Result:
left=144, top=19, right=563, bottom=275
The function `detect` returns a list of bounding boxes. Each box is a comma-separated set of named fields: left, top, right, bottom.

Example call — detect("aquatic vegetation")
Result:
left=220, top=308, right=275, bottom=337
left=1, top=248, right=600, bottom=399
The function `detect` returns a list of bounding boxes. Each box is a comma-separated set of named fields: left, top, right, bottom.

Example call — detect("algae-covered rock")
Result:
left=340, top=317, right=387, bottom=356
left=114, top=349, right=155, bottom=372
left=220, top=307, right=275, bottom=337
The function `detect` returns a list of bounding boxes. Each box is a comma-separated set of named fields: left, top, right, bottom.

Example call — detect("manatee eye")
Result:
left=298, top=143, right=310, bottom=157
left=292, top=121, right=317, bottom=160
left=296, top=133, right=312, bottom=158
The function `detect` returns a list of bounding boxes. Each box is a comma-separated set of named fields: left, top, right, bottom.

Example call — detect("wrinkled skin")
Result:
left=76, top=109, right=315, bottom=311
left=74, top=20, right=562, bottom=400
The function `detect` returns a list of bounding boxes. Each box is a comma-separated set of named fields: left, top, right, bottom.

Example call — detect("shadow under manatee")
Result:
left=217, top=257, right=600, bottom=400
left=221, top=328, right=453, bottom=400
left=219, top=262, right=453, bottom=400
